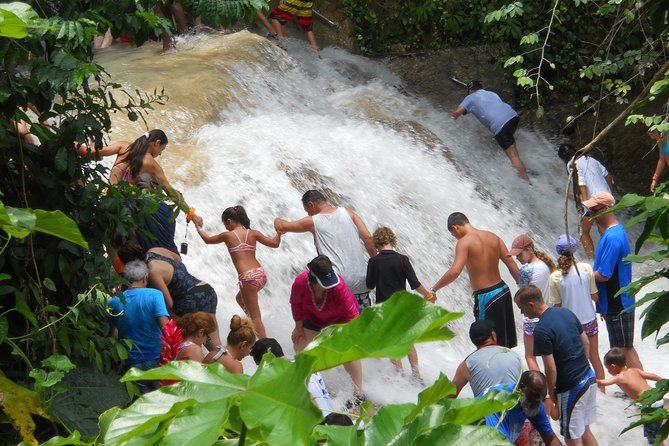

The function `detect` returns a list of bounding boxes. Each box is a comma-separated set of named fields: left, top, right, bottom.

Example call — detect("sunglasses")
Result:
left=584, top=206, right=605, bottom=217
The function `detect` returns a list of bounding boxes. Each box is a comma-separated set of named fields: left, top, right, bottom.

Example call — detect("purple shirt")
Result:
left=290, top=270, right=359, bottom=329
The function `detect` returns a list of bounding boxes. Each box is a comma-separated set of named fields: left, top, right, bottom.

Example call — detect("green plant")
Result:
left=24, top=293, right=522, bottom=445
left=179, top=0, right=270, bottom=28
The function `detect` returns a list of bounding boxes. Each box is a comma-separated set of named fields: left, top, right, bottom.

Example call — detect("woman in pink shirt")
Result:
left=290, top=255, right=364, bottom=404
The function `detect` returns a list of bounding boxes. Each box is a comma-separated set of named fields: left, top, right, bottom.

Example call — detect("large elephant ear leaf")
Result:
left=299, top=292, right=462, bottom=371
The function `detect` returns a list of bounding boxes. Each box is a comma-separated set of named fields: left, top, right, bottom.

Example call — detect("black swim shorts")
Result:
left=172, top=283, right=218, bottom=316
left=494, top=116, right=520, bottom=151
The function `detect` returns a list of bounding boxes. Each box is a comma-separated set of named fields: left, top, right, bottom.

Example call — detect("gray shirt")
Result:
left=313, top=207, right=368, bottom=294
left=465, top=345, right=522, bottom=397
left=460, top=89, right=518, bottom=135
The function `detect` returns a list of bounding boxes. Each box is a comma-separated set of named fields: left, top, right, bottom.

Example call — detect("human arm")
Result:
left=639, top=371, right=664, bottom=382
left=596, top=375, right=621, bottom=387
left=156, top=315, right=169, bottom=328
left=274, top=216, right=314, bottom=234
left=431, top=240, right=467, bottom=292
left=500, top=239, right=520, bottom=284
left=291, top=320, right=305, bottom=344
left=415, top=284, right=436, bottom=303
left=540, top=432, right=561, bottom=446
left=195, top=226, right=228, bottom=244
left=402, top=256, right=434, bottom=301
left=366, top=258, right=376, bottom=291
left=548, top=272, right=562, bottom=306
left=347, top=209, right=376, bottom=257
left=605, top=175, right=615, bottom=193
left=450, top=361, right=470, bottom=398
left=541, top=354, right=558, bottom=403
left=253, top=229, right=281, bottom=248
left=451, top=106, right=466, bottom=119
left=76, top=140, right=130, bottom=158
left=579, top=185, right=588, bottom=203
left=527, top=405, right=562, bottom=446
left=580, top=330, right=590, bottom=361
left=651, top=150, right=666, bottom=192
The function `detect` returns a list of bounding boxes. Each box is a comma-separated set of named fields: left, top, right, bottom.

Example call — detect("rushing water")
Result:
left=94, top=31, right=668, bottom=445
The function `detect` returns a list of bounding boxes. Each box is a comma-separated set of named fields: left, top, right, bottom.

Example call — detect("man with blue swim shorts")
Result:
left=516, top=285, right=598, bottom=446
left=431, top=212, right=520, bottom=348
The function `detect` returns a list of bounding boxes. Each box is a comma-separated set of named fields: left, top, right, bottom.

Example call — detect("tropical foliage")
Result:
left=19, top=293, right=523, bottom=446
left=180, top=0, right=270, bottom=28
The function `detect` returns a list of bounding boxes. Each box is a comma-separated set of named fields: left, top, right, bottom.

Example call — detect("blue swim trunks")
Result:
left=473, top=281, right=517, bottom=348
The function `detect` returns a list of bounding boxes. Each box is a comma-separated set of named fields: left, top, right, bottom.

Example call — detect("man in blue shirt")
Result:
left=483, top=370, right=561, bottom=445
left=515, top=285, right=598, bottom=446
left=584, top=191, right=642, bottom=370
left=108, top=260, right=169, bottom=393
left=451, top=80, right=530, bottom=183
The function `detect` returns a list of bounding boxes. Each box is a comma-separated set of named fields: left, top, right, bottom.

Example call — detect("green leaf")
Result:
left=40, top=431, right=81, bottom=445
left=299, top=293, right=462, bottom=371
left=363, top=403, right=415, bottom=445
left=0, top=316, right=7, bottom=343
left=0, top=204, right=36, bottom=238
left=43, top=277, right=57, bottom=292
left=42, top=355, right=76, bottom=373
left=15, top=293, right=38, bottom=328
left=0, top=3, right=36, bottom=38
left=33, top=209, right=89, bottom=250
left=536, top=106, right=545, bottom=118
left=413, top=424, right=510, bottom=445
left=406, top=373, right=457, bottom=421
left=640, top=291, right=669, bottom=339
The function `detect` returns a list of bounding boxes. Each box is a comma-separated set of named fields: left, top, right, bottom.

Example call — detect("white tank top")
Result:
left=313, top=207, right=368, bottom=294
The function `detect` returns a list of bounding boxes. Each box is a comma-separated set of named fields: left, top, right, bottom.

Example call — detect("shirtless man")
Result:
left=274, top=190, right=376, bottom=310
left=431, top=212, right=520, bottom=348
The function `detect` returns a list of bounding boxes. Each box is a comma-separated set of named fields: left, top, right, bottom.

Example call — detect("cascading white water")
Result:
left=94, top=31, right=667, bottom=445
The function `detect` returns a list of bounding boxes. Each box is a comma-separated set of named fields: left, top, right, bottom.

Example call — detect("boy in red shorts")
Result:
left=270, top=0, right=320, bottom=55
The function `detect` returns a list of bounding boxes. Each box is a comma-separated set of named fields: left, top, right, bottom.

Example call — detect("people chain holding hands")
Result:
left=103, top=127, right=663, bottom=444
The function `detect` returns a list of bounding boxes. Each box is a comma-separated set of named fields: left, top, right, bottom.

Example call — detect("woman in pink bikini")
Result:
left=195, top=205, right=281, bottom=338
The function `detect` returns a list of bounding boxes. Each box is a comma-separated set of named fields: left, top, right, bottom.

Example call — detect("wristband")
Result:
left=212, top=346, right=226, bottom=361
left=430, top=287, right=437, bottom=293
left=186, top=207, right=196, bottom=223
left=652, top=175, right=660, bottom=181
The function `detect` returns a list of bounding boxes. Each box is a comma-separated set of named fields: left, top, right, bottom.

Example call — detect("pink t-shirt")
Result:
left=290, top=270, right=360, bottom=329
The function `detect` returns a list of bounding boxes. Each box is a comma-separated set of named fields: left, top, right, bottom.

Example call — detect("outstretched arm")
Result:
left=596, top=375, right=621, bottom=387
left=347, top=209, right=376, bottom=257
left=254, top=230, right=281, bottom=248
left=451, top=106, right=466, bottom=119
left=196, top=225, right=228, bottom=245
left=639, top=371, right=664, bottom=382
left=76, top=140, right=130, bottom=158
left=274, top=216, right=314, bottom=234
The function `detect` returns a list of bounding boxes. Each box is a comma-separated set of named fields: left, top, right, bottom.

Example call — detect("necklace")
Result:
left=309, top=285, right=328, bottom=311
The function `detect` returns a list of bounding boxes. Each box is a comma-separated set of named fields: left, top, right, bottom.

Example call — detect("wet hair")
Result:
left=307, top=255, right=334, bottom=284
left=515, top=284, right=544, bottom=305
left=301, top=190, right=326, bottom=206
left=372, top=227, right=396, bottom=248
left=558, top=143, right=577, bottom=163
left=519, top=370, right=546, bottom=391
left=534, top=250, right=556, bottom=273
left=557, top=252, right=576, bottom=276
left=321, top=413, right=353, bottom=426
left=176, top=312, right=216, bottom=338
left=136, top=172, right=160, bottom=191
left=250, top=338, right=285, bottom=365
left=603, top=347, right=626, bottom=367
left=222, top=205, right=251, bottom=229
left=117, top=239, right=147, bottom=263
left=126, top=129, right=168, bottom=181
left=123, top=260, right=148, bottom=282
left=447, top=212, right=469, bottom=231
left=227, top=315, right=256, bottom=346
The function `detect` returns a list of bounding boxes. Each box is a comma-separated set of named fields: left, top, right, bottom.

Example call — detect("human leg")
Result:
left=504, top=144, right=531, bottom=182
left=294, top=326, right=318, bottom=353
left=407, top=345, right=420, bottom=379
left=587, top=334, right=605, bottom=388
left=581, top=426, right=599, bottom=446
left=580, top=216, right=595, bottom=260
left=256, top=10, right=275, bottom=35
left=604, top=312, right=643, bottom=370
left=343, top=360, right=364, bottom=397
left=306, top=30, right=319, bottom=55
left=239, top=284, right=266, bottom=339
left=624, top=347, right=643, bottom=370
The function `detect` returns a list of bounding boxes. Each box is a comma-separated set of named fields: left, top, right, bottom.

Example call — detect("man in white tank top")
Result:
left=275, top=190, right=376, bottom=310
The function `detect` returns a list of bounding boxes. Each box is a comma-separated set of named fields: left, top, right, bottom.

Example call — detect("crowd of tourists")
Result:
left=92, top=77, right=667, bottom=445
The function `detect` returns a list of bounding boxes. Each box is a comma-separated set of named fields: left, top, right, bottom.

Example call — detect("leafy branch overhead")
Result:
left=180, top=0, right=270, bottom=27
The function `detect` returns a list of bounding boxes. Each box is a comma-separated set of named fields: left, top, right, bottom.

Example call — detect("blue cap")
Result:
left=555, top=234, right=578, bottom=255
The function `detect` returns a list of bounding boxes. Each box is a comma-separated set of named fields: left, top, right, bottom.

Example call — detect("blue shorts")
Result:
left=473, top=281, right=517, bottom=348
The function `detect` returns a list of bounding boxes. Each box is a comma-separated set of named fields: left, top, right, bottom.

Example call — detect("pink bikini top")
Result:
left=228, top=229, right=256, bottom=254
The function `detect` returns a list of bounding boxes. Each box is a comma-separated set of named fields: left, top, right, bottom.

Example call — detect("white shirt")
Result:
left=549, top=263, right=598, bottom=324
left=567, top=156, right=611, bottom=198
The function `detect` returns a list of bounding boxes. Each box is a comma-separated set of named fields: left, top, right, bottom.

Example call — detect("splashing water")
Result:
left=94, top=31, right=667, bottom=445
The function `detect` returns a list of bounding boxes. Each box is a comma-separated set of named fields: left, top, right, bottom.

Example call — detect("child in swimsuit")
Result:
left=196, top=205, right=281, bottom=339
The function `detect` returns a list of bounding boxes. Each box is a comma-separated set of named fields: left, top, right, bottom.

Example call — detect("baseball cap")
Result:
left=510, top=234, right=534, bottom=256
left=555, top=234, right=578, bottom=255
left=582, top=191, right=615, bottom=210
left=469, top=320, right=496, bottom=346
left=467, top=80, right=482, bottom=93
left=307, top=255, right=340, bottom=289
